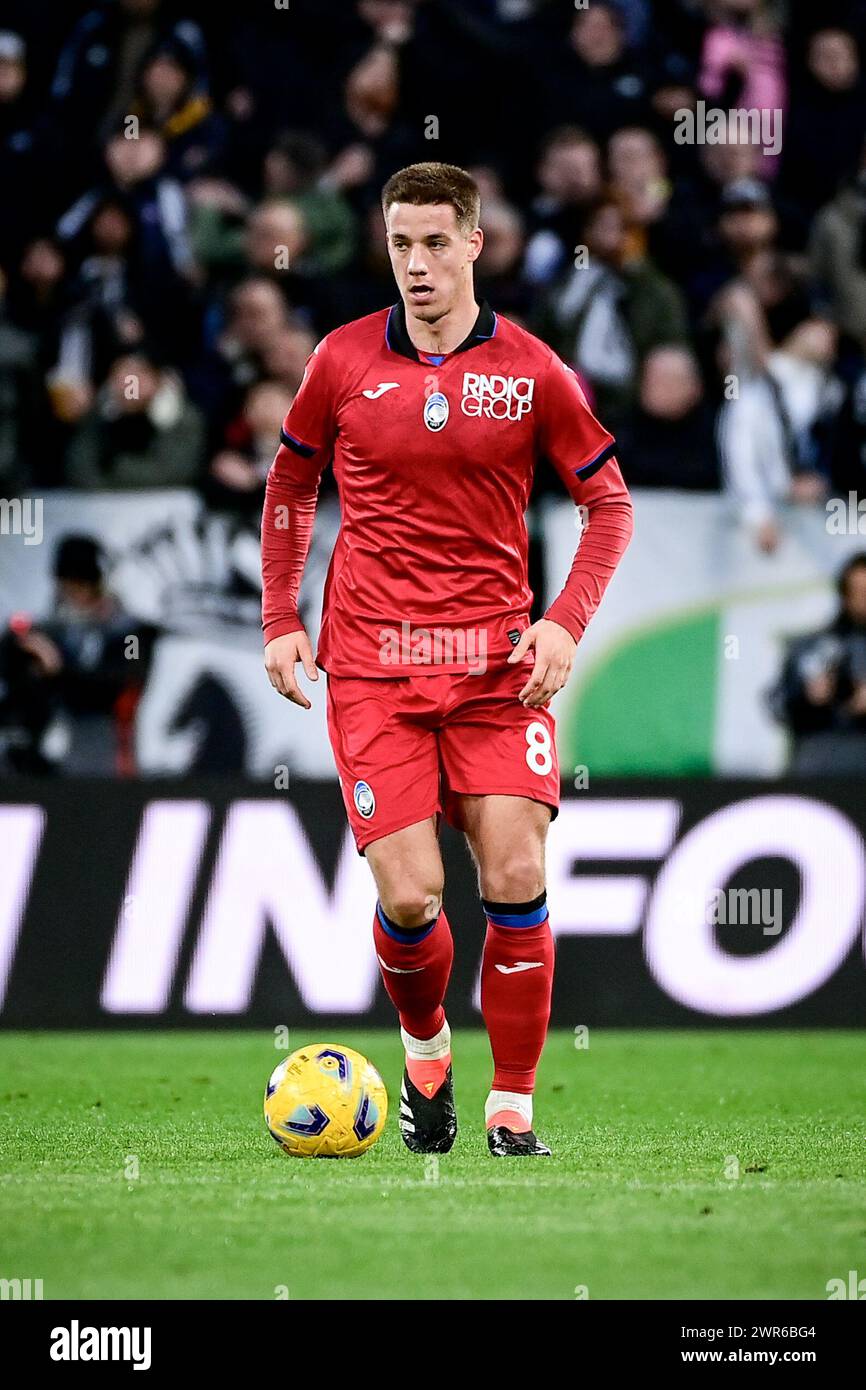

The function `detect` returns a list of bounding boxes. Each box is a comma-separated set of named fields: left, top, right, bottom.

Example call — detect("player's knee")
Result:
left=481, top=855, right=544, bottom=905
left=380, top=884, right=443, bottom=929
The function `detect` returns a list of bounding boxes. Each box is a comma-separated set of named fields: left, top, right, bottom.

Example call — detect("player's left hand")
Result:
left=508, top=619, right=577, bottom=708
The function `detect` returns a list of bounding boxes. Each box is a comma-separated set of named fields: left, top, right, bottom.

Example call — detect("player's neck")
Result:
left=403, top=288, right=480, bottom=357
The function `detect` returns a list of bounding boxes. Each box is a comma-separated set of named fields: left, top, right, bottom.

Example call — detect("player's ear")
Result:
left=466, top=226, right=483, bottom=263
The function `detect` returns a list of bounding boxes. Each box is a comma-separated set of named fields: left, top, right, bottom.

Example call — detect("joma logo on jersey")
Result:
left=461, top=373, right=535, bottom=420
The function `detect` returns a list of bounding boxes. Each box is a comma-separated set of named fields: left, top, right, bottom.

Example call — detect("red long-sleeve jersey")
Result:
left=262, top=300, right=632, bottom=675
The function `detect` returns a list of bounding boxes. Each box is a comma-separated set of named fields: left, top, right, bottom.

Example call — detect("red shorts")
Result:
left=327, top=663, right=560, bottom=852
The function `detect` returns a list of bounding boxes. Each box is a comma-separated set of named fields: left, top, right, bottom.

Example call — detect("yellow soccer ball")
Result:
left=264, top=1044, right=388, bottom=1158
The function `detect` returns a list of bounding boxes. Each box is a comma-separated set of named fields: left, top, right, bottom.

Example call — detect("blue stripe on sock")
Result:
left=484, top=905, right=549, bottom=928
left=376, top=902, right=439, bottom=944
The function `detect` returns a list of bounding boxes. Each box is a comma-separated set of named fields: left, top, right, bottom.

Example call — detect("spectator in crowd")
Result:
left=780, top=28, right=866, bottom=221
left=51, top=200, right=146, bottom=400
left=524, top=127, right=604, bottom=286
left=608, top=127, right=672, bottom=237
left=208, top=379, right=294, bottom=517
left=0, top=265, right=38, bottom=495
left=330, top=33, right=411, bottom=191
left=650, top=135, right=762, bottom=314
left=186, top=276, right=292, bottom=429
left=262, top=132, right=358, bottom=276
left=540, top=2, right=651, bottom=140
left=189, top=132, right=358, bottom=315
left=825, top=364, right=866, bottom=499
left=326, top=201, right=403, bottom=323
left=219, top=276, right=291, bottom=364
left=239, top=197, right=353, bottom=330
left=9, top=236, right=67, bottom=342
left=645, top=39, right=700, bottom=165
left=132, top=38, right=225, bottom=182
left=259, top=322, right=317, bottom=396
left=536, top=191, right=689, bottom=431
left=8, top=237, right=89, bottom=482
left=65, top=348, right=205, bottom=490
left=712, top=174, right=778, bottom=286
left=0, top=30, right=57, bottom=267
left=351, top=0, right=525, bottom=187
left=244, top=201, right=308, bottom=282
left=710, top=180, right=839, bottom=549
left=50, top=0, right=208, bottom=154
left=185, top=172, right=252, bottom=279
left=770, top=552, right=866, bottom=775
left=619, top=345, right=719, bottom=488
left=56, top=125, right=199, bottom=357
left=607, top=125, right=697, bottom=279
left=698, top=0, right=787, bottom=180
left=214, top=1, right=356, bottom=183
left=475, top=199, right=530, bottom=321
left=0, top=534, right=155, bottom=775
left=810, top=136, right=866, bottom=360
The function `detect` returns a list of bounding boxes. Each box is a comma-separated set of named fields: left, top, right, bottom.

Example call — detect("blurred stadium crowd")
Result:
left=2, top=0, right=866, bottom=775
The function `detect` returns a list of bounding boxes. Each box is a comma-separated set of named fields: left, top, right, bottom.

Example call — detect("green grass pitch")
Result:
left=1, top=1030, right=864, bottom=1301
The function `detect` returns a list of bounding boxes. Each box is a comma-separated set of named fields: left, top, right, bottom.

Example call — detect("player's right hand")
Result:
left=264, top=630, right=319, bottom=708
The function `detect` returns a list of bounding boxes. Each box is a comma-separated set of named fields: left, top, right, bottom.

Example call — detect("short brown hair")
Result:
left=381, top=162, right=481, bottom=235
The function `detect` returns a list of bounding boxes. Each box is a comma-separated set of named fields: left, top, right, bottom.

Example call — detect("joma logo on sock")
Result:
left=50, top=1321, right=152, bottom=1370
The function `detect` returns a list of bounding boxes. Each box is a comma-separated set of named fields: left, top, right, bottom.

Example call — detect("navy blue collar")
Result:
left=385, top=299, right=497, bottom=362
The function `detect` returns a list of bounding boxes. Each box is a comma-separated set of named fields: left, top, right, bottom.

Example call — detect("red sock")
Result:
left=480, top=894, right=554, bottom=1094
left=373, top=903, right=454, bottom=1040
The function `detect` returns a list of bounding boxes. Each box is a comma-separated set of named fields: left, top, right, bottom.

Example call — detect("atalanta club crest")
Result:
left=353, top=780, right=376, bottom=818
left=423, top=392, right=449, bottom=432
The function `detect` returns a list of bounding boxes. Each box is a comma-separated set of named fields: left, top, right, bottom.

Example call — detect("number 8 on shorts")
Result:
left=525, top=720, right=553, bottom=776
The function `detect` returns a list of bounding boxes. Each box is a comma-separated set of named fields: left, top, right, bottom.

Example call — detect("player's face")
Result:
left=385, top=203, right=482, bottom=322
